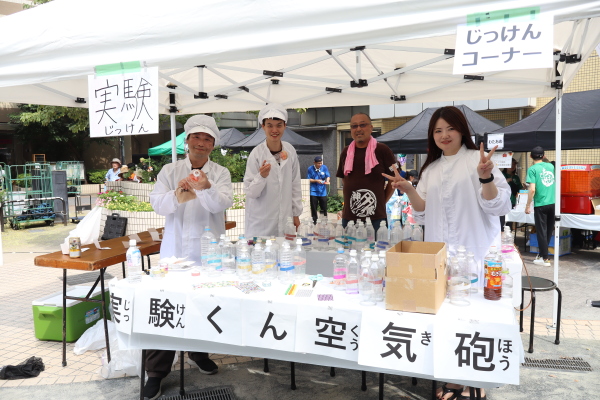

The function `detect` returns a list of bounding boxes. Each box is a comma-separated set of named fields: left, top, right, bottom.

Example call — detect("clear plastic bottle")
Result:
left=221, top=236, right=236, bottom=274
left=334, top=220, right=346, bottom=249
left=318, top=219, right=330, bottom=250
left=200, top=226, right=215, bottom=268
left=502, top=226, right=514, bottom=255
left=370, top=253, right=384, bottom=302
left=236, top=244, right=251, bottom=279
left=411, top=225, right=423, bottom=241
left=355, top=221, right=367, bottom=251
left=376, top=221, right=389, bottom=250
left=263, top=239, right=278, bottom=285
left=126, top=239, right=142, bottom=284
left=332, top=248, right=348, bottom=291
left=390, top=198, right=402, bottom=227
left=346, top=221, right=356, bottom=250
left=207, top=239, right=222, bottom=276
left=466, top=251, right=479, bottom=293
left=297, top=220, right=311, bottom=250
left=279, top=241, right=295, bottom=283
left=448, top=256, right=471, bottom=306
left=306, top=219, right=316, bottom=248
left=365, top=217, right=376, bottom=250
left=293, top=238, right=307, bottom=280
left=501, top=267, right=513, bottom=299
left=251, top=242, right=265, bottom=280
left=402, top=223, right=413, bottom=241
left=378, top=250, right=387, bottom=298
left=390, top=221, right=402, bottom=246
left=284, top=217, right=296, bottom=242
left=484, top=246, right=502, bottom=301
left=359, top=255, right=376, bottom=306
left=345, top=249, right=360, bottom=295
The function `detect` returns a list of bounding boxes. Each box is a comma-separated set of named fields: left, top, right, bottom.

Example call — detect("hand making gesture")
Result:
left=259, top=160, right=271, bottom=178
left=477, top=142, right=498, bottom=180
left=382, top=164, right=413, bottom=193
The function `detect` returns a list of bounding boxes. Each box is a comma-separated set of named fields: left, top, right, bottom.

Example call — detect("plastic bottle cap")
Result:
left=350, top=249, right=357, bottom=255
left=296, top=238, right=302, bottom=244
left=129, top=239, right=136, bottom=246
left=211, top=240, right=217, bottom=244
left=337, top=248, right=344, bottom=253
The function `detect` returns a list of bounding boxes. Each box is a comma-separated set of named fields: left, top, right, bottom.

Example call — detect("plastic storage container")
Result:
left=529, top=230, right=571, bottom=256
left=32, top=286, right=110, bottom=342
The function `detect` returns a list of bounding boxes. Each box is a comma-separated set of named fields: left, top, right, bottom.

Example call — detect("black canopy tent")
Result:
left=490, top=89, right=600, bottom=151
left=378, top=105, right=503, bottom=153
left=227, top=127, right=323, bottom=154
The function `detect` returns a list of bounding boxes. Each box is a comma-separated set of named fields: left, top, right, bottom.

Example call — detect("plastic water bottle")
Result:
left=484, top=246, right=502, bottom=301
left=359, top=255, right=376, bottom=306
left=236, top=245, right=251, bottom=279
left=390, top=221, right=402, bottom=246
left=334, top=220, right=346, bottom=249
left=293, top=238, right=307, bottom=280
left=345, top=249, right=359, bottom=295
left=279, top=241, right=294, bottom=283
left=200, top=226, right=215, bottom=268
left=263, top=240, right=277, bottom=286
left=390, top=198, right=402, bottom=227
left=466, top=251, right=479, bottom=293
left=402, top=223, right=412, bottom=241
left=126, top=239, right=142, bottom=284
left=365, top=217, right=375, bottom=250
left=411, top=225, right=423, bottom=241
left=297, top=219, right=311, bottom=249
left=502, top=226, right=514, bottom=254
left=502, top=267, right=513, bottom=299
left=251, top=242, right=265, bottom=280
left=378, top=250, right=387, bottom=298
left=370, top=253, right=384, bottom=302
left=448, top=257, right=470, bottom=306
left=345, top=221, right=356, bottom=250
left=284, top=217, right=296, bottom=242
left=207, top=239, right=222, bottom=276
left=355, top=221, right=367, bottom=251
left=376, top=221, right=389, bottom=250
left=332, top=248, right=348, bottom=291
left=221, top=237, right=236, bottom=274
left=318, top=219, right=330, bottom=250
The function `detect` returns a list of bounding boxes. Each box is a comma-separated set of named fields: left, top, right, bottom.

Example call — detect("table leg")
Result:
left=361, top=371, right=367, bottom=391
left=330, top=367, right=335, bottom=377
left=529, top=291, right=536, bottom=353
left=100, top=268, right=111, bottom=363
left=431, top=380, right=437, bottom=400
left=140, top=349, right=146, bottom=400
left=290, top=362, right=296, bottom=390
left=412, top=377, right=417, bottom=386
left=519, top=289, right=525, bottom=332
left=555, top=287, right=562, bottom=345
left=379, top=373, right=384, bottom=400
left=62, top=268, right=67, bottom=367
left=263, top=359, right=269, bottom=373
left=180, top=351, right=185, bottom=396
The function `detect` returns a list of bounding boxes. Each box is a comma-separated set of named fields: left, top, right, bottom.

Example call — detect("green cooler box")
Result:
left=32, top=285, right=110, bottom=342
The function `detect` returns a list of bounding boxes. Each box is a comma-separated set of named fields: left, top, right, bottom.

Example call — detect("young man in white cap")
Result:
left=144, top=115, right=232, bottom=399
left=104, top=158, right=122, bottom=182
left=244, top=103, right=302, bottom=237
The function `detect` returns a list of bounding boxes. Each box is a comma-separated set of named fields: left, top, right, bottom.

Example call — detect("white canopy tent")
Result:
left=1, top=0, right=600, bottom=324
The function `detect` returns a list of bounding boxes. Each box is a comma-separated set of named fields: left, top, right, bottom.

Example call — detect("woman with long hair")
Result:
left=383, top=106, right=511, bottom=400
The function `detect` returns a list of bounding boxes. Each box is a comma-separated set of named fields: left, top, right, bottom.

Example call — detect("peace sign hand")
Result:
left=477, top=142, right=497, bottom=180
left=382, top=164, right=413, bottom=192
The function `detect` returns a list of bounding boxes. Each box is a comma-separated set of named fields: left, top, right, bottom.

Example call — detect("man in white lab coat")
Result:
left=144, top=115, right=232, bottom=400
left=244, top=103, right=302, bottom=237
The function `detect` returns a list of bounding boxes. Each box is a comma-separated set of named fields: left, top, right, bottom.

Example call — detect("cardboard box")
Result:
left=593, top=198, right=600, bottom=215
left=385, top=241, right=447, bottom=314
left=529, top=232, right=572, bottom=256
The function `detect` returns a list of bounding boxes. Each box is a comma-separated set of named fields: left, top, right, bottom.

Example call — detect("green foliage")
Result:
left=327, top=194, right=344, bottom=213
left=135, top=156, right=171, bottom=182
left=230, top=193, right=246, bottom=210
left=87, top=169, right=107, bottom=184
left=15, top=173, right=32, bottom=188
left=23, top=0, right=52, bottom=9
left=96, top=190, right=154, bottom=212
left=210, top=148, right=249, bottom=182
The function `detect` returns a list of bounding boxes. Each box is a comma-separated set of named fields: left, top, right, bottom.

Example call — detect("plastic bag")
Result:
left=62, top=205, right=103, bottom=248
left=73, top=319, right=112, bottom=355
left=0, top=356, right=45, bottom=380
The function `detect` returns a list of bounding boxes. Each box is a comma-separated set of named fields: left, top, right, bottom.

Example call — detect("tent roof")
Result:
left=378, top=104, right=502, bottom=153
left=147, top=128, right=247, bottom=155
left=0, top=1, right=599, bottom=113
left=227, top=127, right=323, bottom=154
left=491, top=89, right=600, bottom=151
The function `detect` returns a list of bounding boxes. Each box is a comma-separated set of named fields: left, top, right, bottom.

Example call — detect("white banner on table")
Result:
left=295, top=305, right=361, bottom=362
left=243, top=299, right=297, bottom=352
left=491, top=151, right=513, bottom=168
left=454, top=14, right=553, bottom=74
left=132, top=288, right=187, bottom=338
left=433, top=320, right=520, bottom=385
left=109, top=280, right=135, bottom=334
left=88, top=66, right=158, bottom=138
left=358, top=310, right=435, bottom=376
left=185, top=292, right=242, bottom=345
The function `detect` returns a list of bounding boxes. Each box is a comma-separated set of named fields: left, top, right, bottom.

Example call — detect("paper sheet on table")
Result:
left=93, top=239, right=111, bottom=250
left=148, top=229, right=161, bottom=241
left=129, top=233, right=142, bottom=242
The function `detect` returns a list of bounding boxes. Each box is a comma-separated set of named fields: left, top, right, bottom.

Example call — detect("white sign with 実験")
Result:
left=109, top=280, right=134, bottom=334
left=88, top=66, right=159, bottom=138
left=295, top=305, right=362, bottom=362
left=433, top=320, right=521, bottom=385
left=243, top=299, right=297, bottom=352
left=132, top=288, right=187, bottom=338
left=358, top=309, right=435, bottom=376
left=185, top=292, right=243, bottom=345
left=454, top=14, right=553, bottom=74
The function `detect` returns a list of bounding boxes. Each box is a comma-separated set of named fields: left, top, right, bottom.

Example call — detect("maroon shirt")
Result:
left=336, top=142, right=396, bottom=221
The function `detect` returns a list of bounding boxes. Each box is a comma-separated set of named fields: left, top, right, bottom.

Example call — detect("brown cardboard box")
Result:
left=385, top=241, right=447, bottom=314
left=592, top=198, right=600, bottom=215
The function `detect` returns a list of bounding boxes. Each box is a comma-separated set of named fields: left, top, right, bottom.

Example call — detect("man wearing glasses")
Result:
left=336, top=113, right=396, bottom=231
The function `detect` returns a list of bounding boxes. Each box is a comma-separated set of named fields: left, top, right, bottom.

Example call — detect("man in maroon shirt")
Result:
left=336, top=113, right=396, bottom=231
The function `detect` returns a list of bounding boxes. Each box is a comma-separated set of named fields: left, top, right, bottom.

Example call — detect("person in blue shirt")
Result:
left=105, top=158, right=122, bottom=182
left=307, top=156, right=330, bottom=224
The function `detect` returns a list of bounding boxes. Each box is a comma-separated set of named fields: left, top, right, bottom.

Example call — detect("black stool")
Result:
left=519, top=276, right=562, bottom=353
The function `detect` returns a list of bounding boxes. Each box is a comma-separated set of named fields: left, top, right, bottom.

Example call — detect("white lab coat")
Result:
left=413, top=145, right=511, bottom=262
left=150, top=157, right=233, bottom=264
left=244, top=141, right=302, bottom=237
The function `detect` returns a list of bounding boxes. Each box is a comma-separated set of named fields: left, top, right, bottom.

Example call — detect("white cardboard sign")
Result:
left=487, top=133, right=504, bottom=150
left=88, top=66, right=158, bottom=138
left=132, top=288, right=187, bottom=338
left=185, top=292, right=243, bottom=345
left=295, top=305, right=362, bottom=362
left=491, top=151, right=513, bottom=168
left=109, top=279, right=134, bottom=334
left=243, top=299, right=297, bottom=352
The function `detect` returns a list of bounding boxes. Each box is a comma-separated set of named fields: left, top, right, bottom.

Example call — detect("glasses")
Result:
left=350, top=123, right=370, bottom=130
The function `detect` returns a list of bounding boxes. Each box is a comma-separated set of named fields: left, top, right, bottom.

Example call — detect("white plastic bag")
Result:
left=62, top=206, right=103, bottom=248
left=73, top=319, right=113, bottom=355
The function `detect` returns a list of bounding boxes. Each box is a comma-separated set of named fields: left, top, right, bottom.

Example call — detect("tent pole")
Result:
left=168, top=84, right=178, bottom=163
left=552, top=87, right=562, bottom=329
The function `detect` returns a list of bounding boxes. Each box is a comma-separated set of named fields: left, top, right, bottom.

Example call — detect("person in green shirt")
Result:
left=502, top=158, right=523, bottom=207
left=526, top=146, right=555, bottom=267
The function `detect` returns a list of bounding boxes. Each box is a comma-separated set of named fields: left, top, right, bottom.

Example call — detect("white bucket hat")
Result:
left=184, top=115, right=220, bottom=147
left=258, top=103, right=288, bottom=125
left=111, top=158, right=121, bottom=165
